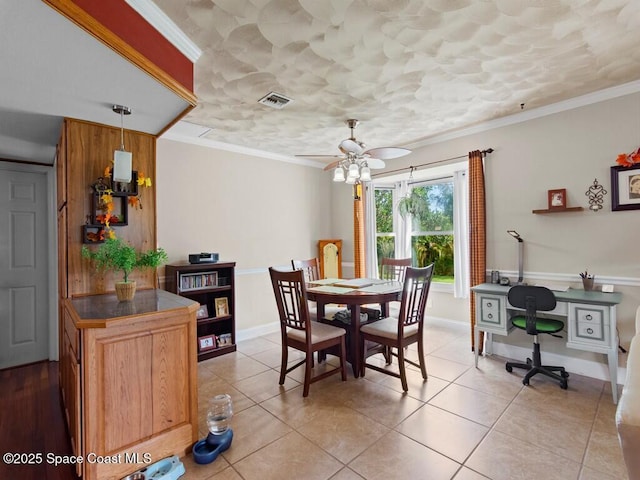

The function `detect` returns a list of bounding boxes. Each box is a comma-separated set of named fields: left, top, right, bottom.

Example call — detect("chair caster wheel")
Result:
left=522, top=378, right=529, bottom=386
left=560, top=380, right=568, bottom=390
left=561, top=371, right=569, bottom=378
left=506, top=365, right=513, bottom=373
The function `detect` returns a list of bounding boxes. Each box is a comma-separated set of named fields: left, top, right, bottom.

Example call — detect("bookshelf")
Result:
left=165, top=262, right=236, bottom=361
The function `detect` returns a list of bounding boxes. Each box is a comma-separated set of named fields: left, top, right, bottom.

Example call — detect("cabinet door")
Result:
left=61, top=330, right=82, bottom=476
left=318, top=239, right=342, bottom=279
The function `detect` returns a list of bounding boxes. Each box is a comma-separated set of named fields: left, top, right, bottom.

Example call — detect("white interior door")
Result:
left=0, top=166, right=49, bottom=369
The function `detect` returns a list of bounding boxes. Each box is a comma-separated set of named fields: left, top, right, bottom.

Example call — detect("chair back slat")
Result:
left=270, top=268, right=310, bottom=332
left=291, top=258, right=320, bottom=283
left=380, top=257, right=412, bottom=283
left=399, top=264, right=434, bottom=329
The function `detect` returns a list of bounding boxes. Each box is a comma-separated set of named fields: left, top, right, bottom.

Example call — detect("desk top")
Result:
left=471, top=283, right=622, bottom=306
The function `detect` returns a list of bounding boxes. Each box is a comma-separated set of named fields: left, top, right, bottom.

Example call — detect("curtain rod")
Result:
left=371, top=148, right=493, bottom=178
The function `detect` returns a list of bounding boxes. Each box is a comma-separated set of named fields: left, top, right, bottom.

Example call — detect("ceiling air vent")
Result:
left=258, top=92, right=293, bottom=109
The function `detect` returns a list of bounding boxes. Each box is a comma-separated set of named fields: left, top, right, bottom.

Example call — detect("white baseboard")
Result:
left=236, top=322, right=280, bottom=342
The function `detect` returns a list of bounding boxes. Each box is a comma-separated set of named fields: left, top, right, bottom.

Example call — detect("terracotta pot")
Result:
left=115, top=281, right=136, bottom=302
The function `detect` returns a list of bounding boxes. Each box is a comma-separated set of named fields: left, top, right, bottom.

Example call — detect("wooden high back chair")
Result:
left=269, top=267, right=347, bottom=397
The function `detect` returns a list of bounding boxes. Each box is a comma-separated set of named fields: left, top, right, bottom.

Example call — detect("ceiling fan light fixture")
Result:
left=333, top=167, right=345, bottom=182
left=347, top=162, right=360, bottom=179
left=359, top=164, right=371, bottom=182
left=345, top=175, right=357, bottom=185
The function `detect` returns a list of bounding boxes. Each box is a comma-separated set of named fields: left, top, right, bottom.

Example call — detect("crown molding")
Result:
left=159, top=130, right=325, bottom=168
left=407, top=80, right=640, bottom=150
left=125, top=0, right=202, bottom=63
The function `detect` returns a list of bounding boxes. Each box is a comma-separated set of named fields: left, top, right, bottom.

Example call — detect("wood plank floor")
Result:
left=0, top=361, right=78, bottom=480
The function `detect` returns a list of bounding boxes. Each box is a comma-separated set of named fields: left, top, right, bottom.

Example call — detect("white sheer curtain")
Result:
left=364, top=184, right=378, bottom=278
left=453, top=169, right=469, bottom=298
left=395, top=181, right=412, bottom=259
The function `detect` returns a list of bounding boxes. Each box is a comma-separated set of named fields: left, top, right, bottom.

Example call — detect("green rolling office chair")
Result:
left=505, top=285, right=569, bottom=389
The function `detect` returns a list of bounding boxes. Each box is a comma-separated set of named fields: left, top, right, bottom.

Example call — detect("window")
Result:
left=375, top=187, right=395, bottom=267
left=408, top=181, right=454, bottom=283
left=370, top=162, right=467, bottom=291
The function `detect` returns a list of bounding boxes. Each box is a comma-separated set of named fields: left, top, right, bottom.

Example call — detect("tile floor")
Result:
left=182, top=318, right=627, bottom=480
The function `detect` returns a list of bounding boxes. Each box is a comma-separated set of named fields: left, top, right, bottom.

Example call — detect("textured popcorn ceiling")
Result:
left=155, top=0, right=640, bottom=160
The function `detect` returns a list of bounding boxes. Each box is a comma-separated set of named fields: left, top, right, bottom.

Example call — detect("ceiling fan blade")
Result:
left=365, top=157, right=385, bottom=169
left=295, top=154, right=343, bottom=158
left=323, top=159, right=343, bottom=171
left=364, top=147, right=411, bottom=160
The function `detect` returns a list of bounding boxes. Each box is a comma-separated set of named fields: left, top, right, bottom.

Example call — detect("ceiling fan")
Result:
left=296, top=119, right=411, bottom=183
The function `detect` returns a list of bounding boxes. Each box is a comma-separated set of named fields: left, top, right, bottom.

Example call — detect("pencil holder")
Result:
left=582, top=277, right=594, bottom=291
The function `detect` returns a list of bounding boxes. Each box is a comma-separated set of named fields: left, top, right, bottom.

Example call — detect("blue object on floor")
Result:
left=192, top=429, right=234, bottom=465
left=121, top=455, right=185, bottom=480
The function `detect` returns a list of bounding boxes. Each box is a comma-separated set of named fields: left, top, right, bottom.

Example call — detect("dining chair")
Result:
left=291, top=258, right=342, bottom=321
left=269, top=267, right=347, bottom=397
left=380, top=257, right=412, bottom=282
left=359, top=264, right=434, bottom=391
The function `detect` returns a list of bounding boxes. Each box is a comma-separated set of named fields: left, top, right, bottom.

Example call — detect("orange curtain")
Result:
left=353, top=183, right=365, bottom=278
left=469, top=150, right=486, bottom=353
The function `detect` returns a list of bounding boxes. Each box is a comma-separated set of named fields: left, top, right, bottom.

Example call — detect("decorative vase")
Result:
left=115, top=281, right=136, bottom=301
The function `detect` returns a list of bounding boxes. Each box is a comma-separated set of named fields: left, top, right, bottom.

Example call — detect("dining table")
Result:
left=305, top=279, right=403, bottom=377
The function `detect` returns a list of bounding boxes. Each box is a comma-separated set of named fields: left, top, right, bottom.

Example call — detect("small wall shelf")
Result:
left=532, top=206, right=584, bottom=214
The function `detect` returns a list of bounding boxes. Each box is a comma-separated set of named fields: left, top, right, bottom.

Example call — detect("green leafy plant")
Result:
left=397, top=189, right=427, bottom=220
left=82, top=237, right=168, bottom=283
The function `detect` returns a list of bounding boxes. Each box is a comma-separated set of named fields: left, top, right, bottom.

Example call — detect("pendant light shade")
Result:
left=333, top=167, right=345, bottom=182
left=112, top=104, right=132, bottom=183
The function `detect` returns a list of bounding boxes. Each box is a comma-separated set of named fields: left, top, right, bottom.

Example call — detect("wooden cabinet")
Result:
left=61, top=290, right=198, bottom=480
left=318, top=239, right=342, bottom=279
left=165, top=262, right=237, bottom=361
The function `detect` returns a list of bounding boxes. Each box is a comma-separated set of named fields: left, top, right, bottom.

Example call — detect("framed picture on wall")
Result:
left=547, top=189, right=566, bottom=209
left=611, top=163, right=640, bottom=211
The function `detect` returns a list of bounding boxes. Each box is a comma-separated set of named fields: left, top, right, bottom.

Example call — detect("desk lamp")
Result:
left=507, top=230, right=525, bottom=285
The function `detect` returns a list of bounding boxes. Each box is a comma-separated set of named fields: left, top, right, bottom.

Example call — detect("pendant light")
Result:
left=112, top=104, right=132, bottom=183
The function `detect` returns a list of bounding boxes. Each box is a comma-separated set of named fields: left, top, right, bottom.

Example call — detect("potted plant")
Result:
left=81, top=237, right=168, bottom=301
left=397, top=189, right=427, bottom=220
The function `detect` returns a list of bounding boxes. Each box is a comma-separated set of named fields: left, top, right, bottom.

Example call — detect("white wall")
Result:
left=156, top=138, right=332, bottom=332
left=331, top=90, right=640, bottom=368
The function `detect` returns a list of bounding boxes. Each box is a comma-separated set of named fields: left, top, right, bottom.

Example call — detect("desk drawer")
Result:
left=576, top=321, right=604, bottom=341
left=476, top=294, right=510, bottom=334
left=568, top=303, right=610, bottom=347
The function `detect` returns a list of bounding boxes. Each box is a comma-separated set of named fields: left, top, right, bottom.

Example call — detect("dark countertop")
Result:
left=67, top=288, right=199, bottom=328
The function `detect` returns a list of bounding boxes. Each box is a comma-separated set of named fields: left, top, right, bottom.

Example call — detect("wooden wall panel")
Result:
left=64, top=118, right=157, bottom=296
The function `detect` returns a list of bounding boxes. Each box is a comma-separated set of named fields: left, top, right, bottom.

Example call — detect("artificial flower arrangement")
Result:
left=616, top=147, right=640, bottom=167
left=91, top=165, right=153, bottom=240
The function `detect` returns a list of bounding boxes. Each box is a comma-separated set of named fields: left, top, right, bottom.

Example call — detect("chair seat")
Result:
left=287, top=321, right=346, bottom=343
left=511, top=315, right=564, bottom=333
left=360, top=316, right=418, bottom=339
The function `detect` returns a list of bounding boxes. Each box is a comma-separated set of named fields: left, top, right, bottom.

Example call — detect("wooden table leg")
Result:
left=350, top=304, right=362, bottom=377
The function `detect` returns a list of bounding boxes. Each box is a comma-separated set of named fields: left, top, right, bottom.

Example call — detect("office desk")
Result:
left=471, top=283, right=623, bottom=403
left=306, top=281, right=402, bottom=377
